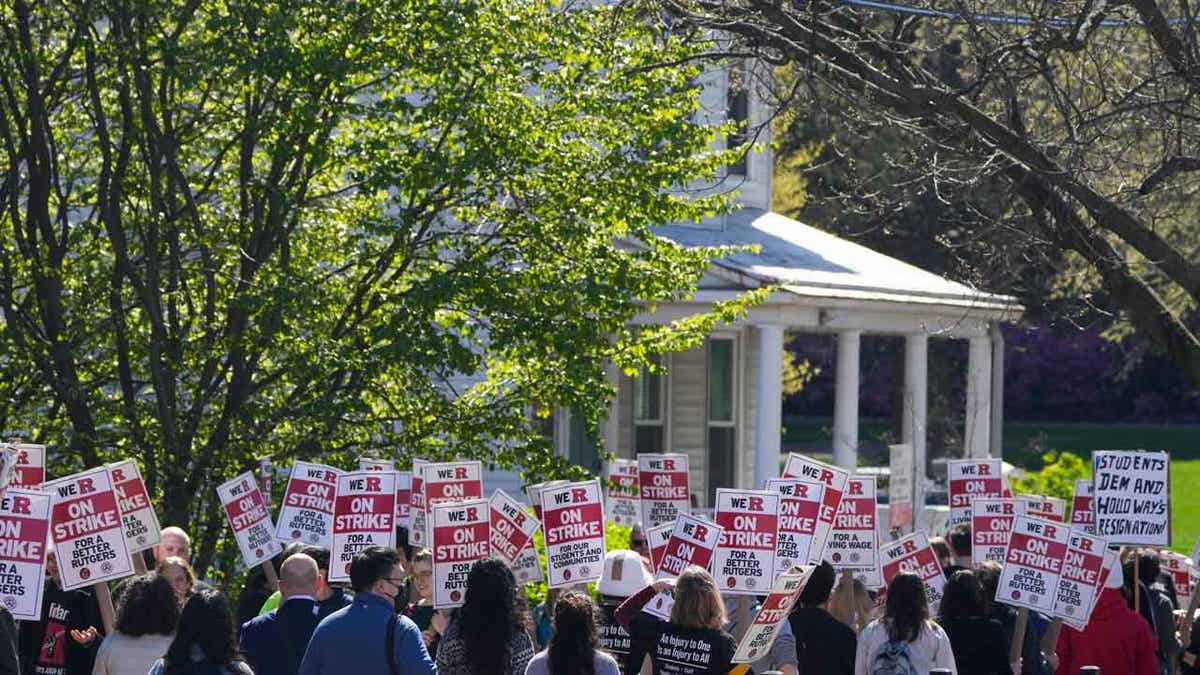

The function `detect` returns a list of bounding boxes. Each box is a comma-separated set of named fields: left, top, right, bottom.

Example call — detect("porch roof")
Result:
left=653, top=209, right=1022, bottom=317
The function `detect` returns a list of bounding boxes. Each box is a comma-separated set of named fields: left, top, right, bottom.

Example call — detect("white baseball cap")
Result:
left=598, top=549, right=654, bottom=598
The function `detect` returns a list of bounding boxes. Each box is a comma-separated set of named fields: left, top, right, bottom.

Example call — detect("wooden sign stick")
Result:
left=131, top=552, right=148, bottom=574
left=1010, top=607, right=1029, bottom=666
left=1040, top=618, right=1062, bottom=656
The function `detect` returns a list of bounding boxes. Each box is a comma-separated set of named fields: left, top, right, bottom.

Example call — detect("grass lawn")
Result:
left=1172, top=460, right=1200, bottom=554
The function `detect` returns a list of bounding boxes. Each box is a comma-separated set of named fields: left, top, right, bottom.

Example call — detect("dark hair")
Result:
left=948, top=523, right=971, bottom=558
left=929, top=537, right=951, bottom=562
left=162, top=589, right=240, bottom=673
left=350, top=546, right=400, bottom=593
left=299, top=545, right=331, bottom=573
left=975, top=560, right=1002, bottom=613
left=799, top=561, right=836, bottom=606
left=459, top=558, right=521, bottom=674
left=939, top=570, right=986, bottom=620
left=396, top=526, right=415, bottom=560
left=1137, top=550, right=1162, bottom=586
left=884, top=573, right=928, bottom=643
left=548, top=592, right=599, bottom=675
left=116, top=574, right=178, bottom=637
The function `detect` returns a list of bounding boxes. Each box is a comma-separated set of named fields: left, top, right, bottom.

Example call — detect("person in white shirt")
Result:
left=92, top=574, right=178, bottom=675
left=854, top=573, right=957, bottom=675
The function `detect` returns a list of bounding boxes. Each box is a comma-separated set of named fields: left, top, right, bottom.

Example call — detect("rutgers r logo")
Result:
left=848, top=482, right=864, bottom=496
left=903, top=540, right=917, bottom=553
left=466, top=507, right=478, bottom=520
left=454, top=467, right=468, bottom=479
left=978, top=464, right=992, bottom=476
left=663, top=459, right=675, bottom=470
left=111, top=468, right=127, bottom=482
left=366, top=477, right=382, bottom=492
left=571, top=488, right=587, bottom=502
left=1076, top=537, right=1093, bottom=552
left=749, top=496, right=764, bottom=511
left=3, top=495, right=31, bottom=515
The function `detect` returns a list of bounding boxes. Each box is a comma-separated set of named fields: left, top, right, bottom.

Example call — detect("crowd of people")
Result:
left=0, top=519, right=1195, bottom=675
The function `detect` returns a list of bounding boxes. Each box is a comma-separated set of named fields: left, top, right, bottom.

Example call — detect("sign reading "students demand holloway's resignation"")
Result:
left=1093, top=450, right=1170, bottom=546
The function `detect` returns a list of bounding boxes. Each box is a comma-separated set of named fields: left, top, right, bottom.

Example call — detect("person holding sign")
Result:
left=17, top=552, right=104, bottom=675
left=435, top=558, right=535, bottom=675
left=615, top=566, right=737, bottom=675
left=853, top=573, right=957, bottom=675
left=936, top=570, right=1012, bottom=675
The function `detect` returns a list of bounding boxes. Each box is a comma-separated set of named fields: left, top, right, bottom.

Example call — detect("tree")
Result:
left=666, top=0, right=1200, bottom=382
left=0, top=0, right=763, bottom=573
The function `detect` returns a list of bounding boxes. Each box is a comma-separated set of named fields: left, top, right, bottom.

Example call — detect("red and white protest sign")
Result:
left=433, top=498, right=490, bottom=608
left=947, top=459, right=1003, bottom=526
left=1071, top=480, right=1094, bottom=534
left=0, top=488, right=50, bottom=620
left=46, top=468, right=136, bottom=590
left=647, top=522, right=673, bottom=572
left=881, top=531, right=946, bottom=606
left=1054, top=529, right=1108, bottom=630
left=108, top=460, right=161, bottom=552
left=996, top=515, right=1070, bottom=612
left=489, top=489, right=540, bottom=564
left=275, top=461, right=339, bottom=548
left=638, top=453, right=690, bottom=528
left=972, top=498, right=1027, bottom=563
left=713, top=488, right=779, bottom=595
left=330, top=471, right=396, bottom=582
left=657, top=513, right=724, bottom=578
left=424, top=461, right=483, bottom=508
left=541, top=479, right=606, bottom=588
left=358, top=458, right=394, bottom=471
left=1162, top=551, right=1194, bottom=605
left=357, top=459, right=411, bottom=527
left=827, top=477, right=877, bottom=572
left=782, top=454, right=848, bottom=559
left=217, top=471, right=283, bottom=571
left=605, top=459, right=640, bottom=527
left=526, top=480, right=567, bottom=522
left=511, top=540, right=544, bottom=584
left=732, top=567, right=814, bottom=664
left=410, top=458, right=429, bottom=546
left=766, top=479, right=824, bottom=576
left=9, top=444, right=45, bottom=489
left=1024, top=495, right=1067, bottom=522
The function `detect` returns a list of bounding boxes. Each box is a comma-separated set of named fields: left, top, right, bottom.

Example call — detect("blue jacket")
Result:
left=299, top=592, right=436, bottom=675
left=240, top=597, right=321, bottom=675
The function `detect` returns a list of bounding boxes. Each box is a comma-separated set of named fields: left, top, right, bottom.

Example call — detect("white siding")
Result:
left=668, top=346, right=708, bottom=507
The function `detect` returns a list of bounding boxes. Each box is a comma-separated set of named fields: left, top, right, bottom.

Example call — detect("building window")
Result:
left=707, top=338, right=736, bottom=503
left=726, top=63, right=749, bottom=176
left=634, top=356, right=665, bottom=453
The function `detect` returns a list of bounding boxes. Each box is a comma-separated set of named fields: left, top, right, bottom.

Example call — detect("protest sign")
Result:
left=510, top=540, right=544, bottom=584
left=541, top=479, right=606, bottom=588
left=1071, top=480, right=1094, bottom=534
left=1093, top=450, right=1170, bottom=546
left=713, top=488, right=779, bottom=595
left=996, top=515, right=1069, bottom=612
left=1053, top=529, right=1107, bottom=629
left=10, top=444, right=45, bottom=489
left=605, top=459, right=640, bottom=527
left=489, top=489, right=540, bottom=564
left=108, top=460, right=161, bottom=552
left=275, top=461, right=339, bottom=548
left=946, top=458, right=1003, bottom=526
left=646, top=522, right=673, bottom=573
left=657, top=513, right=724, bottom=578
left=972, top=498, right=1027, bottom=563
left=888, top=443, right=914, bottom=530
left=217, top=471, right=283, bottom=571
left=637, top=453, right=690, bottom=528
left=881, top=531, right=946, bottom=606
left=424, top=461, right=483, bottom=509
left=356, top=459, right=411, bottom=527
left=0, top=488, right=50, bottom=620
left=1024, top=495, right=1067, bottom=522
left=330, top=471, right=395, bottom=582
left=766, top=479, right=824, bottom=576
left=526, top=480, right=567, bottom=522
left=827, top=477, right=877, bottom=572
left=432, top=498, right=490, bottom=608
left=45, top=468, right=135, bottom=590
left=1162, top=551, right=1194, bottom=605
left=0, top=446, right=14, bottom=495
left=732, top=567, right=814, bottom=663
left=358, top=458, right=394, bottom=471
left=410, top=458, right=429, bottom=546
left=782, top=454, right=849, bottom=559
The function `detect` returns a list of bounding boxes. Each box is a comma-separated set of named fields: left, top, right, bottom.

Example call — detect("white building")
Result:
left=487, top=60, right=1022, bottom=512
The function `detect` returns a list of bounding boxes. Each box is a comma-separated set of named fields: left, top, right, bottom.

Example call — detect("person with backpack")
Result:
left=937, top=570, right=1012, bottom=674
left=148, top=589, right=253, bottom=675
left=524, top=591, right=620, bottom=675
left=854, top=573, right=957, bottom=675
left=298, top=546, right=435, bottom=675
left=615, top=566, right=737, bottom=675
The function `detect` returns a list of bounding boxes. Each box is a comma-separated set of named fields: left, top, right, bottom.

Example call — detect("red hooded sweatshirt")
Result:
left=1056, top=588, right=1159, bottom=675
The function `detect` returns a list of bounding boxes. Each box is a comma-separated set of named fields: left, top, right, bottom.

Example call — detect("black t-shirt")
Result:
left=628, top=611, right=736, bottom=675
left=598, top=603, right=635, bottom=675
left=17, top=580, right=102, bottom=675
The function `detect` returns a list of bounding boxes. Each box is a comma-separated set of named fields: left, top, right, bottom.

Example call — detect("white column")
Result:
left=753, top=325, right=785, bottom=489
left=603, top=361, right=622, bottom=458
left=965, top=334, right=993, bottom=458
left=833, top=330, right=860, bottom=469
left=990, top=324, right=1005, bottom=459
left=903, top=333, right=928, bottom=527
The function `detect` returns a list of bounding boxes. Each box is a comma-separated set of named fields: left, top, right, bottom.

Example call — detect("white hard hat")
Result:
left=598, top=549, right=654, bottom=598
